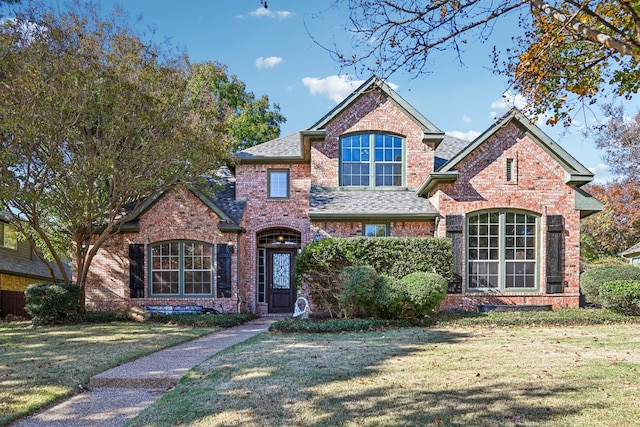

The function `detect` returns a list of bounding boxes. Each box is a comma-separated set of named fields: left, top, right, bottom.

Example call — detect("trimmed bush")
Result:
left=373, top=274, right=409, bottom=319
left=25, top=282, right=80, bottom=324
left=338, top=265, right=380, bottom=318
left=599, top=280, right=640, bottom=315
left=401, top=271, right=448, bottom=315
left=580, top=265, right=640, bottom=306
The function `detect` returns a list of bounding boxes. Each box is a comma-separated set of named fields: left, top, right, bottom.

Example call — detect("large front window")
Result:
left=467, top=211, right=538, bottom=290
left=150, top=241, right=213, bottom=296
left=341, top=133, right=403, bottom=186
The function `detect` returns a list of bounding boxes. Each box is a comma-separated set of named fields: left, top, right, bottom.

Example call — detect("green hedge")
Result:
left=580, top=265, right=640, bottom=306
left=294, top=237, right=452, bottom=316
left=598, top=280, right=640, bottom=315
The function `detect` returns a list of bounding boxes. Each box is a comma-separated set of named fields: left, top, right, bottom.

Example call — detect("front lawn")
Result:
left=0, top=319, right=222, bottom=426
left=130, top=313, right=640, bottom=426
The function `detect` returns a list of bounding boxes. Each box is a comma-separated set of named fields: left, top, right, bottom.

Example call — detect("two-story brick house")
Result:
left=83, top=76, right=602, bottom=314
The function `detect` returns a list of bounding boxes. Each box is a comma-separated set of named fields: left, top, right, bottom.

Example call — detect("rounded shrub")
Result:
left=401, top=271, right=448, bottom=316
left=372, top=274, right=409, bottom=319
left=25, top=282, right=80, bottom=324
left=580, top=265, right=640, bottom=306
left=598, top=280, right=640, bottom=315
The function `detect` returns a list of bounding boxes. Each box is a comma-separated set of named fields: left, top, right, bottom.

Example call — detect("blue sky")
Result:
left=26, top=1, right=640, bottom=183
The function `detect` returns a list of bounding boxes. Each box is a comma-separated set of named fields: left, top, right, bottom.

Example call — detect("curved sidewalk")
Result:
left=11, top=317, right=276, bottom=427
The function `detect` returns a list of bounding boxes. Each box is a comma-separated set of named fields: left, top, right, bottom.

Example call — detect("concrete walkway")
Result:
left=10, top=317, right=276, bottom=427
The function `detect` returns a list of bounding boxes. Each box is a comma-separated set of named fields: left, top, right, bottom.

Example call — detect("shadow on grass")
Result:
left=131, top=327, right=605, bottom=426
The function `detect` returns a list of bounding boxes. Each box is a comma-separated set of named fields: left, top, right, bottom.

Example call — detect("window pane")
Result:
left=364, top=224, right=387, bottom=237
left=1, top=224, right=18, bottom=250
left=183, top=242, right=212, bottom=295
left=269, top=171, right=289, bottom=198
left=373, top=135, right=402, bottom=187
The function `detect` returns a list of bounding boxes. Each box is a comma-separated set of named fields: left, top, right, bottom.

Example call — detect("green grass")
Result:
left=130, top=312, right=640, bottom=426
left=0, top=320, right=218, bottom=426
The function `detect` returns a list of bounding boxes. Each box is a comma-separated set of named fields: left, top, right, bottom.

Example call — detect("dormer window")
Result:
left=340, top=133, right=404, bottom=187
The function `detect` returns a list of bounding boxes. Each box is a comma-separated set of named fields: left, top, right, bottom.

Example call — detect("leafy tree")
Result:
left=0, top=1, right=278, bottom=310
left=581, top=181, right=640, bottom=260
left=188, top=62, right=285, bottom=151
left=595, top=103, right=640, bottom=183
left=329, top=0, right=640, bottom=124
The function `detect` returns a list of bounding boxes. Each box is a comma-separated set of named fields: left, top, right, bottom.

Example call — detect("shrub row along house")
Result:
left=83, top=77, right=603, bottom=315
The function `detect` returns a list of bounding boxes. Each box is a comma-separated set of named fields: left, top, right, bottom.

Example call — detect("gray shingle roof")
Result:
left=0, top=252, right=68, bottom=280
left=435, top=134, right=470, bottom=170
left=203, top=168, right=246, bottom=226
left=235, top=132, right=302, bottom=160
left=309, top=186, right=438, bottom=220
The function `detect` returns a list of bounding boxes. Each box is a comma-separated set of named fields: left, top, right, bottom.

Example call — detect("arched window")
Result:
left=340, top=133, right=404, bottom=186
left=149, top=241, right=213, bottom=296
left=467, top=211, right=538, bottom=291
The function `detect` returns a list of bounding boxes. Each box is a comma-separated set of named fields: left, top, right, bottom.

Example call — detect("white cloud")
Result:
left=244, top=7, right=292, bottom=19
left=446, top=130, right=481, bottom=142
left=491, top=91, right=527, bottom=111
left=256, top=56, right=283, bottom=69
left=302, top=75, right=399, bottom=103
left=462, top=114, right=472, bottom=124
left=302, top=75, right=365, bottom=103
left=588, top=163, right=622, bottom=184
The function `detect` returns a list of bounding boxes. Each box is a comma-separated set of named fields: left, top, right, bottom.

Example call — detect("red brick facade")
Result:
left=84, top=188, right=239, bottom=312
left=432, top=124, right=582, bottom=309
left=84, top=77, right=598, bottom=314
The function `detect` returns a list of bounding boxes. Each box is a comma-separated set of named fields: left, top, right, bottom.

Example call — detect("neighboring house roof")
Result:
left=621, top=241, right=640, bottom=258
left=309, top=186, right=438, bottom=221
left=308, top=76, right=445, bottom=144
left=0, top=251, right=68, bottom=281
left=1, top=210, right=70, bottom=281
left=417, top=108, right=599, bottom=196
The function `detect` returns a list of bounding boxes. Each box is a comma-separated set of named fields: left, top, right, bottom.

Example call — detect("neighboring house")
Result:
left=0, top=211, right=69, bottom=318
left=621, top=242, right=640, bottom=265
left=83, top=76, right=603, bottom=314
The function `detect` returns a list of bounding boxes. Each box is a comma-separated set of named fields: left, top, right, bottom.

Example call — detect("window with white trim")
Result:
left=341, top=133, right=403, bottom=186
left=467, top=211, right=538, bottom=290
left=149, top=241, right=213, bottom=296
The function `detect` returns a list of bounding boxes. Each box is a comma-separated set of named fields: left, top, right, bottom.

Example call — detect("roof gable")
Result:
left=308, top=76, right=443, bottom=139
left=124, top=170, right=245, bottom=232
left=418, top=109, right=595, bottom=195
left=444, top=109, right=592, bottom=180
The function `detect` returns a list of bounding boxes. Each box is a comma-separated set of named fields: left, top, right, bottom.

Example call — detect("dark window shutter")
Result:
left=216, top=244, right=232, bottom=298
left=546, top=215, right=564, bottom=293
left=446, top=215, right=463, bottom=293
left=129, top=244, right=145, bottom=298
